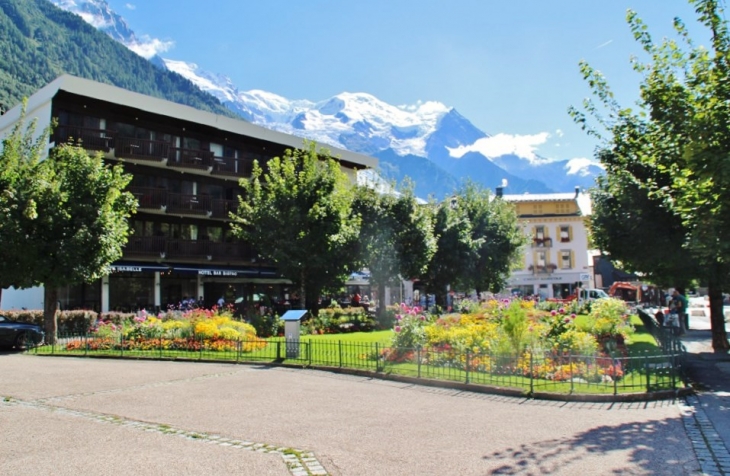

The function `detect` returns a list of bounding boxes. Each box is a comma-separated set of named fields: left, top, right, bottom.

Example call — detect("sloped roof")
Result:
left=0, top=75, right=378, bottom=169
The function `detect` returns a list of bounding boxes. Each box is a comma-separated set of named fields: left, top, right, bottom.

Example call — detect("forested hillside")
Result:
left=0, top=0, right=235, bottom=116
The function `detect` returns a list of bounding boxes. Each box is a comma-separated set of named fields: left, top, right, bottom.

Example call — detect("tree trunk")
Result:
left=377, top=283, right=386, bottom=316
left=708, top=281, right=729, bottom=353
left=43, top=286, right=59, bottom=345
left=0, top=287, right=3, bottom=309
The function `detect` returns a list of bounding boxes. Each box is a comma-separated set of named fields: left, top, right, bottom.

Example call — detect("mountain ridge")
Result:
left=48, top=0, right=603, bottom=198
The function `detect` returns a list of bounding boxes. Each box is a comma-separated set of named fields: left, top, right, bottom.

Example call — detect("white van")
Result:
left=577, top=289, right=609, bottom=301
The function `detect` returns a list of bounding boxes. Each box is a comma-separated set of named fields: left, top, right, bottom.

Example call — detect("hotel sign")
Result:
left=111, top=266, right=142, bottom=273
left=198, top=270, right=238, bottom=277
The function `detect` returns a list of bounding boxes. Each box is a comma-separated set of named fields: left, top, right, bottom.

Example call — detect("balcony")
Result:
left=167, top=148, right=215, bottom=171
left=116, top=137, right=170, bottom=163
left=529, top=263, right=557, bottom=275
left=128, top=186, right=235, bottom=219
left=123, top=236, right=255, bottom=263
left=211, top=156, right=254, bottom=178
left=55, top=125, right=114, bottom=152
left=532, top=237, right=553, bottom=248
left=54, top=126, right=252, bottom=178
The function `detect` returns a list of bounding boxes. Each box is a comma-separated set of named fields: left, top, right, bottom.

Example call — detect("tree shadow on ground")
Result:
left=484, top=416, right=697, bottom=475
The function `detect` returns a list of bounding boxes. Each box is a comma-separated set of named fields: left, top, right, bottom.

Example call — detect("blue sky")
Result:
left=104, top=0, right=705, bottom=164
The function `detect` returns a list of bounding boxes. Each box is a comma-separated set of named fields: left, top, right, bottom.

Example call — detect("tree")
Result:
left=571, top=0, right=730, bottom=351
left=353, top=183, right=436, bottom=317
left=231, top=141, right=360, bottom=312
left=418, top=196, right=475, bottom=307
left=0, top=108, right=136, bottom=342
left=456, top=182, right=526, bottom=295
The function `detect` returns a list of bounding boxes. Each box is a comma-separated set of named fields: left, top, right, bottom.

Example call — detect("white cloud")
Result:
left=565, top=157, right=604, bottom=176
left=555, top=129, right=564, bottom=137
left=596, top=39, right=613, bottom=49
left=126, top=36, right=174, bottom=59
left=125, top=3, right=136, bottom=10
left=447, top=132, right=551, bottom=164
left=77, top=12, right=112, bottom=29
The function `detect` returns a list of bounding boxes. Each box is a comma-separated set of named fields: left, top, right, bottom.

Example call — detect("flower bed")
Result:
left=384, top=297, right=635, bottom=383
left=67, top=308, right=266, bottom=353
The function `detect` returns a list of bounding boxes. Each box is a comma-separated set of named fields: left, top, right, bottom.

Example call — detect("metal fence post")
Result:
left=417, top=347, right=422, bottom=379
left=276, top=340, right=281, bottom=360
left=645, top=354, right=651, bottom=392
left=308, top=341, right=312, bottom=367
left=159, top=334, right=163, bottom=359
left=529, top=349, right=534, bottom=395
left=569, top=353, right=574, bottom=394
left=120, top=333, right=124, bottom=358
left=199, top=336, right=203, bottom=361
left=84, top=333, right=88, bottom=357
left=339, top=340, right=343, bottom=368
left=236, top=339, right=242, bottom=363
left=465, top=350, right=470, bottom=384
left=375, top=343, right=380, bottom=372
left=614, top=357, right=619, bottom=396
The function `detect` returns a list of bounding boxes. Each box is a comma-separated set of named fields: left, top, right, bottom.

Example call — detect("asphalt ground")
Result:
left=0, top=354, right=701, bottom=475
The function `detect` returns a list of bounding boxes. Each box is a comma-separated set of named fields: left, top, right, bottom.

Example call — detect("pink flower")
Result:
left=563, top=317, right=570, bottom=323
left=419, top=315, right=426, bottom=321
left=558, top=308, right=565, bottom=314
left=550, top=310, right=557, bottom=316
left=413, top=306, right=421, bottom=314
left=395, top=314, right=402, bottom=321
left=570, top=313, right=576, bottom=319
left=394, top=326, right=402, bottom=333
left=502, top=299, right=510, bottom=304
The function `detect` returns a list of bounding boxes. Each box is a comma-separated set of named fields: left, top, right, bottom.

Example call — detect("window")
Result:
left=535, top=225, right=545, bottom=240
left=556, top=202, right=571, bottom=214
left=532, top=204, right=543, bottom=215
left=560, top=250, right=572, bottom=269
left=536, top=251, right=547, bottom=267
left=560, top=225, right=571, bottom=243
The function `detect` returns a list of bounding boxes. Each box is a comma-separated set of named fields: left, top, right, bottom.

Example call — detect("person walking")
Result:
left=672, top=288, right=689, bottom=334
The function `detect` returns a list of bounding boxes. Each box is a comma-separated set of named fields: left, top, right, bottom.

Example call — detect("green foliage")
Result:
left=571, top=0, right=730, bottom=351
left=500, top=301, right=529, bottom=354
left=391, top=305, right=429, bottom=349
left=231, top=141, right=360, bottom=310
left=419, top=182, right=525, bottom=304
left=353, top=182, right=436, bottom=316
left=303, top=306, right=375, bottom=334
left=0, top=108, right=136, bottom=341
left=0, top=0, right=235, bottom=116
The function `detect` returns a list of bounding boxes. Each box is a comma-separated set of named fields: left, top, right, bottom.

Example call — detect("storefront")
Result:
left=506, top=272, right=587, bottom=299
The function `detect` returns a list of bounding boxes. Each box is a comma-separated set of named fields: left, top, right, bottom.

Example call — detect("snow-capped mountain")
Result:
left=50, top=0, right=602, bottom=199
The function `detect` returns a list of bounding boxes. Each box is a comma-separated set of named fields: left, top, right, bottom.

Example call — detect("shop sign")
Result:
left=111, top=266, right=142, bottom=272
left=198, top=270, right=238, bottom=277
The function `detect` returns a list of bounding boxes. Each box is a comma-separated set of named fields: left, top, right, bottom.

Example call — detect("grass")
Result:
left=29, top=314, right=681, bottom=396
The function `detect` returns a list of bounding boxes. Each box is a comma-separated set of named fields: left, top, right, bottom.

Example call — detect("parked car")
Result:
left=0, top=315, right=44, bottom=349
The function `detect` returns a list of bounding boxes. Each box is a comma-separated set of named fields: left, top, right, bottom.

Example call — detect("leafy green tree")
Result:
left=231, top=141, right=360, bottom=312
left=419, top=196, right=475, bottom=307
left=571, top=0, right=730, bottom=351
left=0, top=108, right=136, bottom=342
left=353, top=183, right=436, bottom=317
left=456, top=182, right=526, bottom=296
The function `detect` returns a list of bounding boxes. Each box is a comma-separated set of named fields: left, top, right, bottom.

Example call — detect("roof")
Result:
left=0, top=75, right=377, bottom=169
left=503, top=190, right=592, bottom=216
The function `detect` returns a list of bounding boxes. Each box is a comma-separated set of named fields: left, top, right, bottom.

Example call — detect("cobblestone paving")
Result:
left=680, top=395, right=730, bottom=476
left=1, top=396, right=329, bottom=476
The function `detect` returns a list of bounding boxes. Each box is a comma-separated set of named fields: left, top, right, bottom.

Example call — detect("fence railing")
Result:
left=28, top=333, right=686, bottom=396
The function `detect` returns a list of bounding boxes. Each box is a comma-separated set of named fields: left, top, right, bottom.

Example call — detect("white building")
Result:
left=502, top=187, right=593, bottom=299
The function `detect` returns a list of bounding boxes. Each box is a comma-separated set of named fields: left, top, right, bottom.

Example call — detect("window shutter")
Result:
left=570, top=250, right=575, bottom=269
left=569, top=225, right=573, bottom=241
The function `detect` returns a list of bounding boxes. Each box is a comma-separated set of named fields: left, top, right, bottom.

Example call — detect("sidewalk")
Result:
left=679, top=328, right=730, bottom=474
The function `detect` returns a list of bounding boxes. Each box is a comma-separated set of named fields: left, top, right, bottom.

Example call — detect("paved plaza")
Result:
left=0, top=353, right=705, bottom=475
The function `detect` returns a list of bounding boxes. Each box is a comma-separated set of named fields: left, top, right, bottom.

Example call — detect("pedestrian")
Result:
left=672, top=288, right=689, bottom=334
left=217, top=295, right=225, bottom=308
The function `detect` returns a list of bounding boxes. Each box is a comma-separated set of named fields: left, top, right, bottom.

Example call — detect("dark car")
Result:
left=0, top=315, right=44, bottom=349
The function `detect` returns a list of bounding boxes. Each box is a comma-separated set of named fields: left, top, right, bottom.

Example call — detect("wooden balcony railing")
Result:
left=116, top=137, right=170, bottom=162
left=129, top=186, right=166, bottom=209
left=166, top=193, right=211, bottom=215
left=211, top=156, right=254, bottom=178
left=55, top=125, right=115, bottom=151
left=128, top=187, right=235, bottom=218
left=123, top=237, right=254, bottom=263
left=55, top=125, right=256, bottom=178
left=167, top=148, right=215, bottom=170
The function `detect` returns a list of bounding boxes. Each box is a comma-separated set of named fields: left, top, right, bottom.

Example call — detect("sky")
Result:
left=103, top=0, right=708, bottom=165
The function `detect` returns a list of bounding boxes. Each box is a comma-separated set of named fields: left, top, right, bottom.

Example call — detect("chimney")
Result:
left=495, top=186, right=503, bottom=198
left=574, top=186, right=581, bottom=198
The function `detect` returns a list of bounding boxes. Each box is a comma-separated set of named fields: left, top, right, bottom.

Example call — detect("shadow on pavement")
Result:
left=484, top=417, right=695, bottom=475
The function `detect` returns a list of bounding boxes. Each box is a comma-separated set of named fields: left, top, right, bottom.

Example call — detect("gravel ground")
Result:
left=0, top=354, right=701, bottom=475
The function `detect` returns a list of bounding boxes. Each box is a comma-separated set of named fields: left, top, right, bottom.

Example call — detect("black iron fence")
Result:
left=28, top=333, right=686, bottom=396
